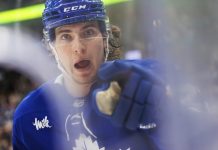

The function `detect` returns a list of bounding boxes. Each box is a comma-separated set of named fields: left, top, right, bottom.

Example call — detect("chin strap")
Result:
left=104, top=34, right=110, bottom=62
left=49, top=43, right=76, bottom=85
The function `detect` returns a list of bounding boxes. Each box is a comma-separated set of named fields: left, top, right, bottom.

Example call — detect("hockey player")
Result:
left=12, top=0, right=168, bottom=149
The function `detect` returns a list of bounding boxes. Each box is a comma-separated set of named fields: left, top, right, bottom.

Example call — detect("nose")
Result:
left=72, top=36, right=86, bottom=55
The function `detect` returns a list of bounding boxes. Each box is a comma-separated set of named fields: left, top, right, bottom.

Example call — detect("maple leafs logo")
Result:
left=73, top=134, right=105, bottom=150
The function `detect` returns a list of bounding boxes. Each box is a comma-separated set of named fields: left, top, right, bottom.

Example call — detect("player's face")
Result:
left=54, top=21, right=106, bottom=84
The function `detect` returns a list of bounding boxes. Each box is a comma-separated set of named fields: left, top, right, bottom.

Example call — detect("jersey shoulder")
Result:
left=13, top=81, right=58, bottom=121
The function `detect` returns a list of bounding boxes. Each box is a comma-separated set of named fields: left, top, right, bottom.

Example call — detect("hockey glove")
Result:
left=92, top=59, right=167, bottom=131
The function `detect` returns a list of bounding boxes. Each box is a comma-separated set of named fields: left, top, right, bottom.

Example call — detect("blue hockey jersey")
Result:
left=12, top=60, right=166, bottom=150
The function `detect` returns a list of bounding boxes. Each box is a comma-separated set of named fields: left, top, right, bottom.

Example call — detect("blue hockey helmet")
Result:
left=42, top=0, right=109, bottom=41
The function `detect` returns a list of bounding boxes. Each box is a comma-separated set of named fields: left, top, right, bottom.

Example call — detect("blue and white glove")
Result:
left=92, top=59, right=167, bottom=131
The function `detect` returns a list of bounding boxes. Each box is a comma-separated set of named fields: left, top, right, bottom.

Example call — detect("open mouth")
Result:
left=74, top=60, right=91, bottom=69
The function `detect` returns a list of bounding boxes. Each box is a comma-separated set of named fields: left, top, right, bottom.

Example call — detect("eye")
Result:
left=82, top=27, right=99, bottom=39
left=60, top=34, right=72, bottom=41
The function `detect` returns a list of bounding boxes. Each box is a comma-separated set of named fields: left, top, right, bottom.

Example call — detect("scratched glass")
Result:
left=54, top=26, right=106, bottom=50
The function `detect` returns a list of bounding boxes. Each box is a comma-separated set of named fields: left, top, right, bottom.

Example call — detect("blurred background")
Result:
left=1, top=0, right=218, bottom=149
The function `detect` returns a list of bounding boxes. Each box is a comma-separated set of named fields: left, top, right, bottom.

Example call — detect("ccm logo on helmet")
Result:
left=63, top=5, right=87, bottom=12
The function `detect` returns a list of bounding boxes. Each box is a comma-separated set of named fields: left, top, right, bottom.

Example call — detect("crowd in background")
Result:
left=0, top=66, right=37, bottom=150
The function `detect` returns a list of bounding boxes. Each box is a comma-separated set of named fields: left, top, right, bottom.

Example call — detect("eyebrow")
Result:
left=56, top=29, right=72, bottom=35
left=82, top=23, right=99, bottom=30
left=55, top=22, right=99, bottom=35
